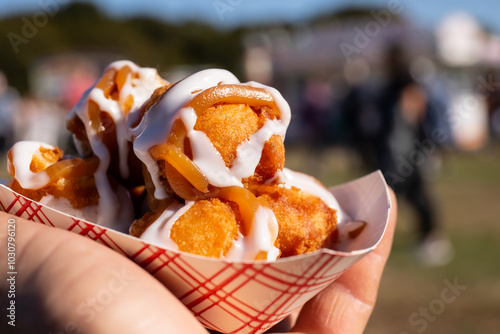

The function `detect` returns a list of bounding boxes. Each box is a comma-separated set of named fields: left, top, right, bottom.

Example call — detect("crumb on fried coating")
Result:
left=29, top=146, right=63, bottom=173
left=190, top=103, right=260, bottom=166
left=170, top=198, right=240, bottom=258
left=253, top=185, right=338, bottom=257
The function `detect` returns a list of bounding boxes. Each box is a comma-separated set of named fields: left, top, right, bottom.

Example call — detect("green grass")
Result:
left=285, top=145, right=500, bottom=334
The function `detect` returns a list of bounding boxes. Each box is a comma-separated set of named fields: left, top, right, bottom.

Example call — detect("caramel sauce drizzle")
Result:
left=9, top=152, right=99, bottom=187
left=44, top=156, right=99, bottom=182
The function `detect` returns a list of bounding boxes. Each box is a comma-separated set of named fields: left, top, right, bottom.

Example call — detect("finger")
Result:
left=0, top=212, right=208, bottom=334
left=291, top=187, right=398, bottom=334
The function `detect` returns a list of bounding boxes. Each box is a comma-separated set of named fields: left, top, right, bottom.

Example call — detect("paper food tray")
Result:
left=0, top=170, right=391, bottom=334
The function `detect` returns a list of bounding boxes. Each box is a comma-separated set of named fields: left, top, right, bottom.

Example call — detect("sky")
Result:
left=1, top=0, right=500, bottom=33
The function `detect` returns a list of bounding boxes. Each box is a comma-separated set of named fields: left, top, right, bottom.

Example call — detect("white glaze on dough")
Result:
left=133, top=69, right=333, bottom=261
left=225, top=206, right=280, bottom=261
left=132, top=69, right=293, bottom=261
left=178, top=107, right=242, bottom=188
left=67, top=60, right=165, bottom=225
left=282, top=168, right=348, bottom=223
left=9, top=141, right=135, bottom=229
left=133, top=69, right=292, bottom=197
left=133, top=69, right=240, bottom=199
left=69, top=60, right=165, bottom=179
left=139, top=200, right=189, bottom=250
left=9, top=141, right=54, bottom=189
left=132, top=69, right=297, bottom=261
left=139, top=199, right=280, bottom=261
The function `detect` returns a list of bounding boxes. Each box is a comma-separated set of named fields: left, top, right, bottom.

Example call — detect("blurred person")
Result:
left=0, top=71, right=21, bottom=153
left=300, top=77, right=334, bottom=145
left=408, top=56, right=453, bottom=178
left=0, top=189, right=398, bottom=334
left=338, top=52, right=451, bottom=267
left=339, top=57, right=392, bottom=171
left=377, top=45, right=453, bottom=266
left=484, top=68, right=500, bottom=142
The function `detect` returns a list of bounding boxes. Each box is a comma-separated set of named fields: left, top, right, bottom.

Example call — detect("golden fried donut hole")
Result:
left=253, top=185, right=338, bottom=257
left=170, top=198, right=240, bottom=258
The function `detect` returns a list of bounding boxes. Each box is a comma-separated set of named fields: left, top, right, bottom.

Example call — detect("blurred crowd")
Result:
left=290, top=43, right=500, bottom=264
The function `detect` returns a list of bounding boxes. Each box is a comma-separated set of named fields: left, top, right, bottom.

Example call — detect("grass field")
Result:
left=285, top=144, right=500, bottom=334
left=1, top=145, right=498, bottom=333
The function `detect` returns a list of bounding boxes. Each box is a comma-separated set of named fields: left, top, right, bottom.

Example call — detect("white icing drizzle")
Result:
left=226, top=81, right=291, bottom=180
left=75, top=109, right=117, bottom=226
left=67, top=60, right=165, bottom=178
left=139, top=200, right=189, bottom=250
left=264, top=169, right=286, bottom=185
left=67, top=60, right=165, bottom=225
left=78, top=60, right=165, bottom=179
left=9, top=141, right=135, bottom=229
left=230, top=119, right=283, bottom=179
left=38, top=184, right=134, bottom=232
left=178, top=107, right=242, bottom=188
left=282, top=168, right=348, bottom=224
left=10, top=141, right=54, bottom=189
left=225, top=206, right=280, bottom=261
left=112, top=183, right=136, bottom=232
left=245, top=81, right=292, bottom=135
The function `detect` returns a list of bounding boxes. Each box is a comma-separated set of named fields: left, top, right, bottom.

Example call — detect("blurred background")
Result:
left=0, top=0, right=499, bottom=333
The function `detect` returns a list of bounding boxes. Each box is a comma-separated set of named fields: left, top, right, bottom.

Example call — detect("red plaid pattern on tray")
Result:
left=128, top=242, right=355, bottom=333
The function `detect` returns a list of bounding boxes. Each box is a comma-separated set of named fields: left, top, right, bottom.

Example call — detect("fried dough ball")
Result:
left=143, top=82, right=288, bottom=202
left=29, top=145, right=62, bottom=172
left=160, top=102, right=285, bottom=199
left=7, top=144, right=99, bottom=210
left=67, top=108, right=143, bottom=188
left=130, top=198, right=241, bottom=258
left=8, top=141, right=136, bottom=231
left=190, top=102, right=285, bottom=183
left=66, top=61, right=168, bottom=188
left=252, top=185, right=338, bottom=257
left=131, top=198, right=242, bottom=258
left=152, top=104, right=285, bottom=201
left=190, top=103, right=259, bottom=164
left=170, top=198, right=240, bottom=258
